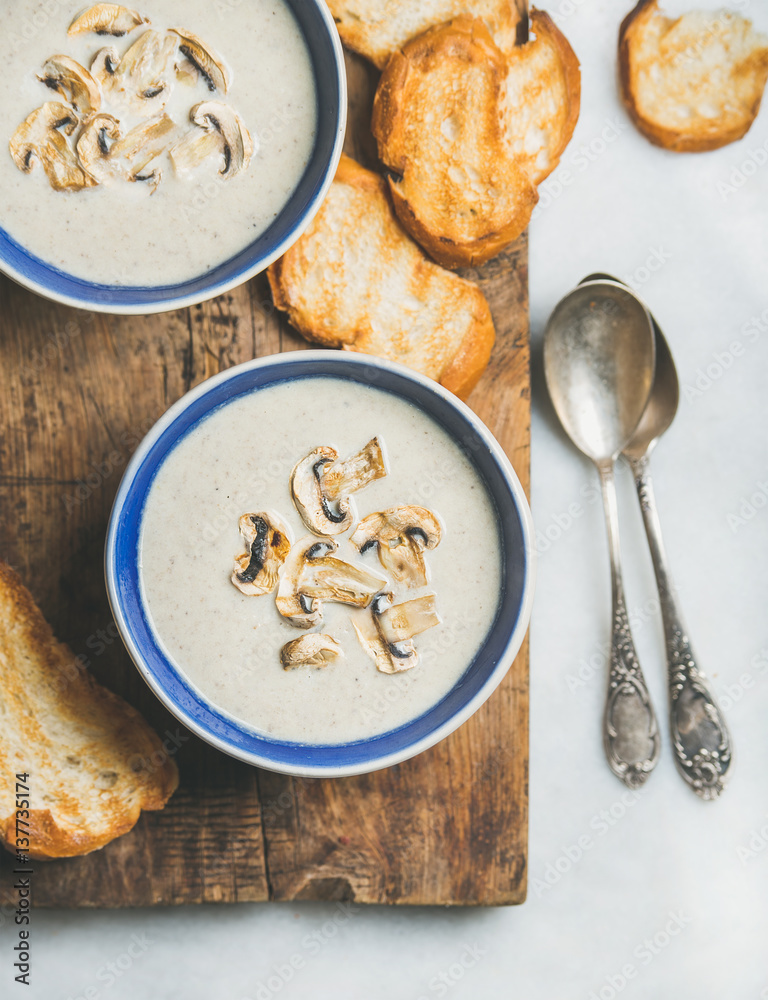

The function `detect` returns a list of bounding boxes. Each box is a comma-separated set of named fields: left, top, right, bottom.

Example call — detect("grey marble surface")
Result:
left=3, top=0, right=768, bottom=997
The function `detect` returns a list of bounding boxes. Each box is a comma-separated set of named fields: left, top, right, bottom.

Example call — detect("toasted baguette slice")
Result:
left=0, top=562, right=178, bottom=860
left=267, top=154, right=495, bottom=400
left=620, top=0, right=768, bottom=152
left=372, top=16, right=538, bottom=269
left=502, top=9, right=581, bottom=184
left=327, top=0, right=524, bottom=68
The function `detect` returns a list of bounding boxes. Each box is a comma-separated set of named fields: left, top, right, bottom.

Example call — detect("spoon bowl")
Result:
left=543, top=282, right=656, bottom=463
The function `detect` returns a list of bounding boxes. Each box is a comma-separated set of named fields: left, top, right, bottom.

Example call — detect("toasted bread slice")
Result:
left=372, top=16, right=538, bottom=269
left=502, top=9, right=581, bottom=184
left=0, top=562, right=178, bottom=860
left=267, top=154, right=495, bottom=400
left=620, top=0, right=768, bottom=152
left=327, top=0, right=525, bottom=68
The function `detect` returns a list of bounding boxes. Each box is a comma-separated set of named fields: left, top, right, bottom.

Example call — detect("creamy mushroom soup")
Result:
left=0, top=1, right=317, bottom=286
left=138, top=377, right=504, bottom=744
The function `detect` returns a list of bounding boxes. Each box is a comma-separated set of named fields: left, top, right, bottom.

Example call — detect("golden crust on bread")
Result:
left=0, top=562, right=178, bottom=860
left=327, top=0, right=525, bottom=68
left=619, top=0, right=768, bottom=152
left=372, top=15, right=538, bottom=269
left=268, top=153, right=495, bottom=400
left=503, top=9, right=581, bottom=184
left=371, top=10, right=580, bottom=267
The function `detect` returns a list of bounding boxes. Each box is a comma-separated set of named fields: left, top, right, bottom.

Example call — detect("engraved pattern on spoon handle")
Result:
left=598, top=463, right=661, bottom=788
left=632, top=455, right=733, bottom=799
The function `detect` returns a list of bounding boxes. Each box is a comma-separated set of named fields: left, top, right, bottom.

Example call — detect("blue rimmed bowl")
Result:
left=105, top=352, right=535, bottom=777
left=0, top=0, right=345, bottom=315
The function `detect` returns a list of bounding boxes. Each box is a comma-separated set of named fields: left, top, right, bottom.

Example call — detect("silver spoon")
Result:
left=581, top=274, right=733, bottom=799
left=544, top=281, right=661, bottom=788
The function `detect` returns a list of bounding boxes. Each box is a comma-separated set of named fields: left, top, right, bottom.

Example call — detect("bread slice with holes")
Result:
left=619, top=0, right=768, bottom=152
left=0, top=562, right=178, bottom=860
left=371, top=11, right=579, bottom=268
left=267, top=154, right=495, bottom=400
left=327, top=0, right=525, bottom=68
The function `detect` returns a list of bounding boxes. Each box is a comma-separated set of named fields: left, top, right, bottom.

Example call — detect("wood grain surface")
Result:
left=0, top=49, right=530, bottom=908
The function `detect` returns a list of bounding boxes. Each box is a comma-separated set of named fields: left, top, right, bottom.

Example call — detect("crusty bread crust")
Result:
left=267, top=153, right=495, bottom=400
left=327, top=0, right=525, bottom=68
left=506, top=9, right=581, bottom=184
left=386, top=175, right=533, bottom=270
left=0, top=562, right=178, bottom=860
left=373, top=16, right=539, bottom=269
left=620, top=0, right=768, bottom=152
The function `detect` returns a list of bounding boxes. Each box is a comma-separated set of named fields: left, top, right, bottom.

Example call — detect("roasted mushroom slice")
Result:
left=352, top=617, right=407, bottom=675
left=76, top=112, right=122, bottom=183
left=120, top=29, right=177, bottom=109
left=351, top=506, right=442, bottom=588
left=376, top=594, right=441, bottom=653
left=353, top=593, right=441, bottom=674
left=280, top=634, right=343, bottom=670
left=181, top=102, right=253, bottom=179
left=169, top=126, right=223, bottom=174
left=291, top=447, right=351, bottom=536
left=68, top=4, right=149, bottom=36
left=276, top=537, right=387, bottom=629
left=94, top=29, right=178, bottom=114
left=91, top=45, right=121, bottom=91
left=291, top=439, right=387, bottom=536
left=231, top=512, right=292, bottom=597
left=10, top=103, right=94, bottom=191
left=170, top=27, right=229, bottom=93
left=110, top=113, right=179, bottom=184
left=320, top=438, right=387, bottom=501
left=39, top=55, right=101, bottom=116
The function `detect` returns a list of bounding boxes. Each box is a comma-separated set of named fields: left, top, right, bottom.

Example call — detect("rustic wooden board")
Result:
left=0, top=50, right=529, bottom=907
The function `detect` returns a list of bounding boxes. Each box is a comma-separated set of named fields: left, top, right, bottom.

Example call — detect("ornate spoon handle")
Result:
left=598, top=462, right=661, bottom=788
left=630, top=455, right=733, bottom=799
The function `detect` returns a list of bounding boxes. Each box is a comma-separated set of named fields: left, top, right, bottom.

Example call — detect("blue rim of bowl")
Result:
left=105, top=352, right=536, bottom=777
left=0, top=0, right=346, bottom=316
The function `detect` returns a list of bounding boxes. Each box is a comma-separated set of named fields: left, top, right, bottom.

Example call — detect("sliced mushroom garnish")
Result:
left=10, top=103, right=94, bottom=191
left=76, top=112, right=122, bottom=182
left=320, top=437, right=387, bottom=501
left=39, top=55, right=101, bottom=116
left=110, top=112, right=179, bottom=183
left=352, top=618, right=408, bottom=675
left=351, top=506, right=441, bottom=588
left=291, top=439, right=387, bottom=536
left=185, top=101, right=253, bottom=179
left=231, top=512, right=292, bottom=597
left=75, top=110, right=176, bottom=193
left=354, top=593, right=441, bottom=673
left=91, top=45, right=121, bottom=89
left=169, top=101, right=253, bottom=178
left=280, top=634, right=343, bottom=670
left=169, top=126, right=222, bottom=174
left=292, top=447, right=350, bottom=536
left=376, top=594, right=441, bottom=650
left=68, top=4, right=149, bottom=36
left=94, top=29, right=178, bottom=114
left=121, top=29, right=177, bottom=108
left=170, top=27, right=229, bottom=93
left=276, top=537, right=387, bottom=629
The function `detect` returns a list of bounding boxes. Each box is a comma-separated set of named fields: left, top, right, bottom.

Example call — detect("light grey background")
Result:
left=3, top=0, right=768, bottom=996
